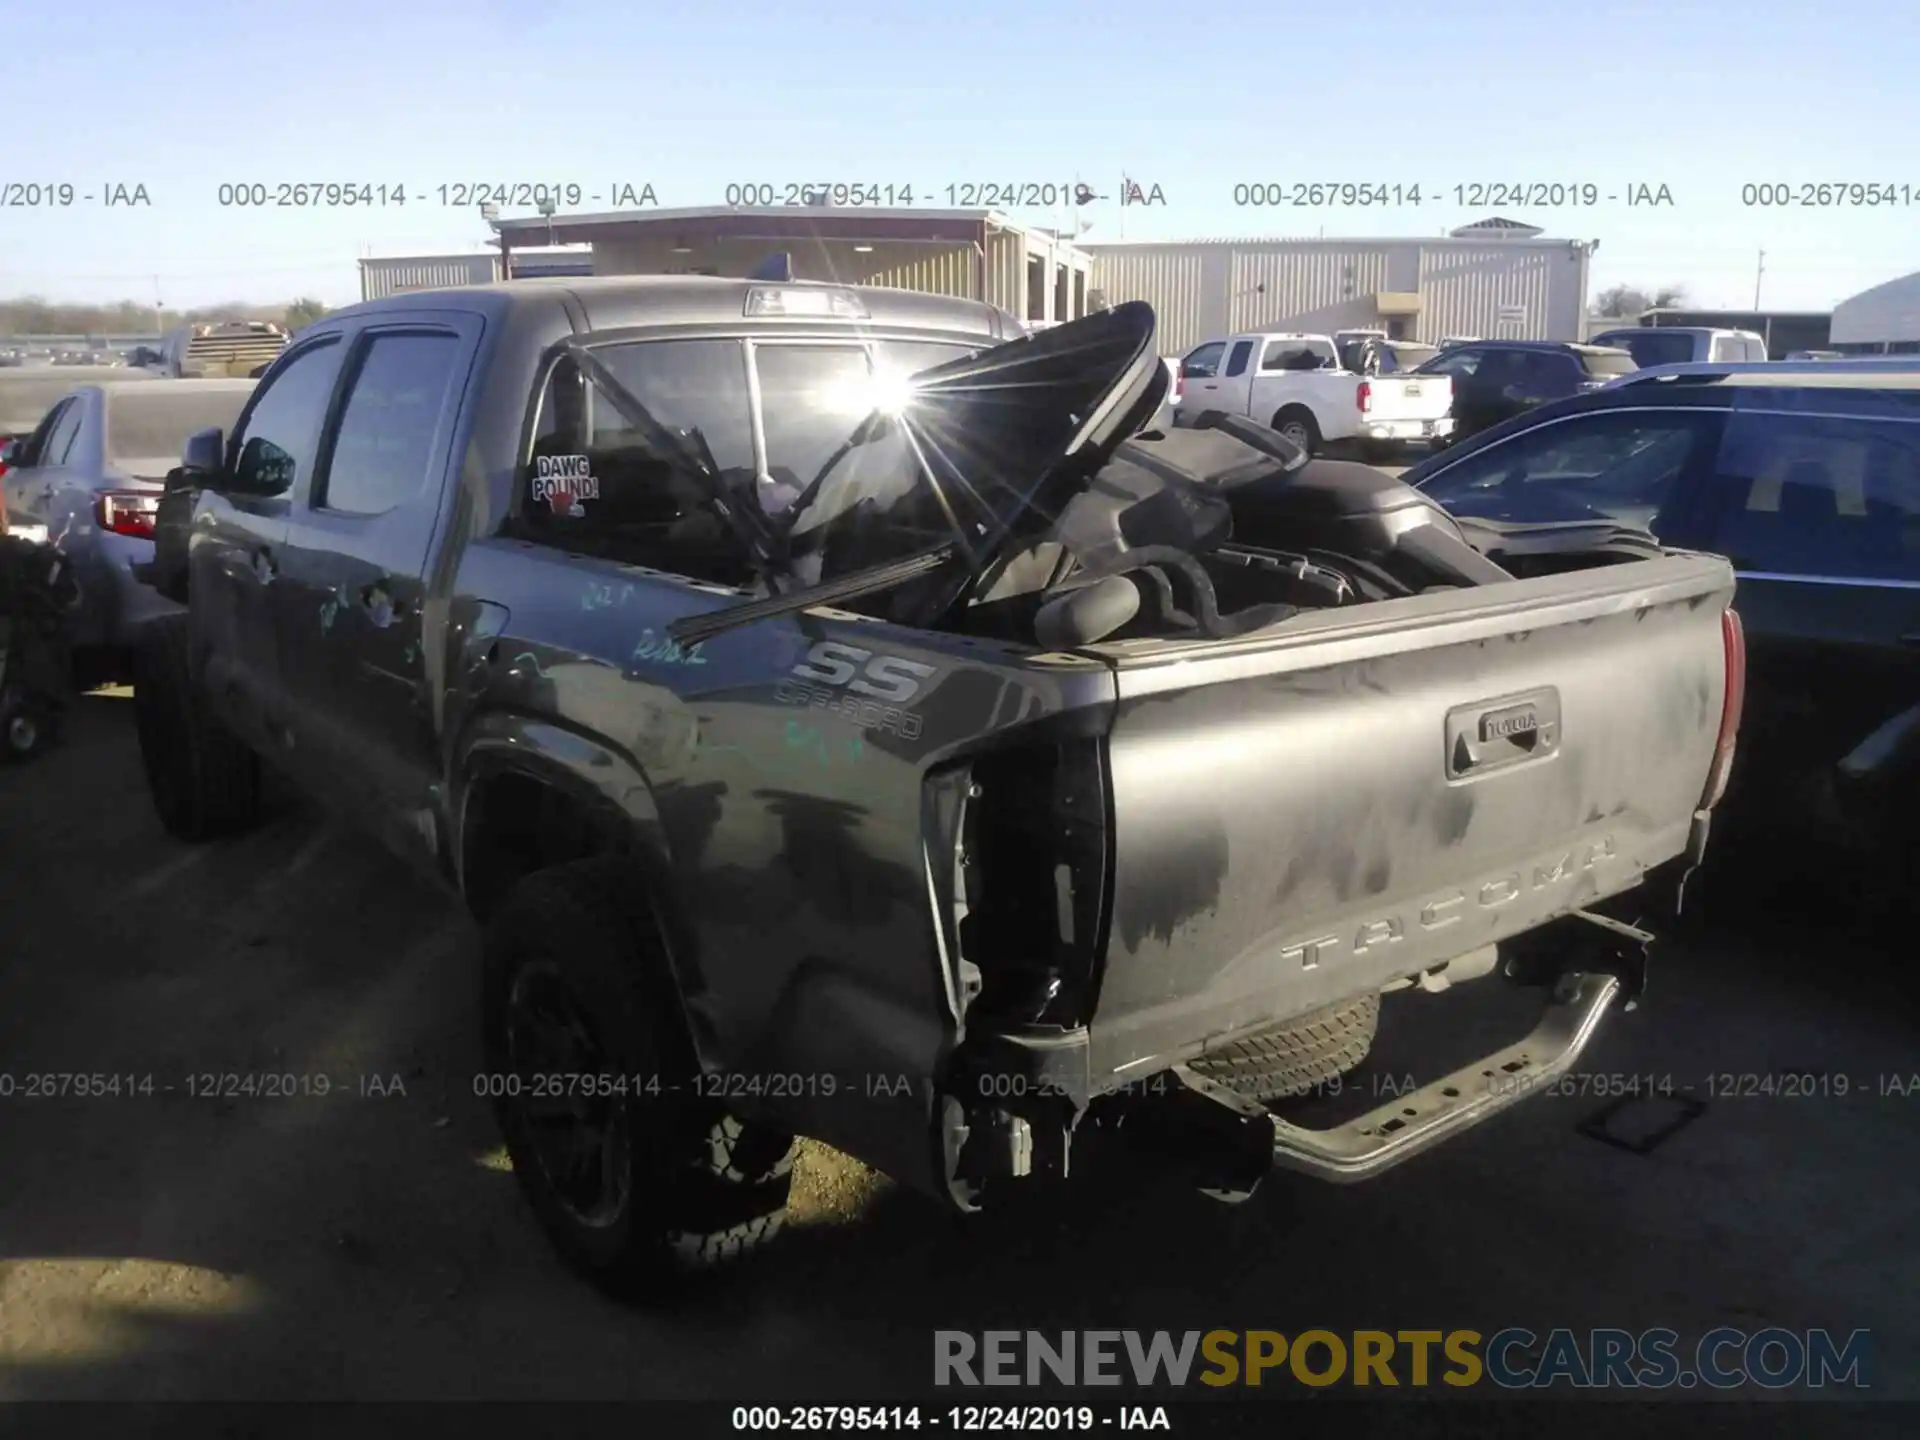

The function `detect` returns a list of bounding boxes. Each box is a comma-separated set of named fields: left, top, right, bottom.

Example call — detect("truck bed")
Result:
left=1080, top=551, right=1734, bottom=1082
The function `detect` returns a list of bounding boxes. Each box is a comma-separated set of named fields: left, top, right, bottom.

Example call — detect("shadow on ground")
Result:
left=0, top=696, right=1915, bottom=1400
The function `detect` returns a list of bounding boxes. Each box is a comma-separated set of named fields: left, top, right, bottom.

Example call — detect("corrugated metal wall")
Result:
left=1087, top=240, right=1591, bottom=353
left=358, top=253, right=500, bottom=301
left=586, top=228, right=1090, bottom=321
left=591, top=236, right=993, bottom=303
left=1417, top=246, right=1559, bottom=342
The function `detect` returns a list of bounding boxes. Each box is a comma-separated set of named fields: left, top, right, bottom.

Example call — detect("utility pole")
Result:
left=1753, top=249, right=1766, bottom=310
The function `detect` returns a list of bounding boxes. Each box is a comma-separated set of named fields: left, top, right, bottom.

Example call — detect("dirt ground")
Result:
left=2, top=691, right=1917, bottom=1402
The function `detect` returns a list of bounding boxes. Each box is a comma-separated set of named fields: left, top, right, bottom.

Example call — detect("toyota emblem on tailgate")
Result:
left=1446, top=689, right=1561, bottom=779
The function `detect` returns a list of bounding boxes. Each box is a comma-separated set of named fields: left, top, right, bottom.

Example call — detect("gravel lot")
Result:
left=1, top=690, right=1916, bottom=1402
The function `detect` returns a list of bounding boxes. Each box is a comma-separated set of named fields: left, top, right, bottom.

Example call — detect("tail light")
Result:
left=1356, top=380, right=1373, bottom=413
left=96, top=490, right=160, bottom=539
left=1171, top=368, right=1184, bottom=403
left=1700, top=607, right=1746, bottom=809
left=948, top=739, right=1111, bottom=1028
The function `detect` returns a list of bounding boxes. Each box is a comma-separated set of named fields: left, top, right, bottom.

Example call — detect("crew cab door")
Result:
left=1208, top=337, right=1257, bottom=417
left=272, top=315, right=481, bottom=866
left=189, top=335, right=350, bottom=754
left=1176, top=340, right=1229, bottom=422
left=1692, top=395, right=1920, bottom=836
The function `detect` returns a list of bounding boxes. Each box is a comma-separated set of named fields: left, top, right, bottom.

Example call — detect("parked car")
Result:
left=1436, top=335, right=1480, bottom=349
left=1587, top=326, right=1770, bottom=368
left=1175, top=330, right=1454, bottom=459
left=133, top=278, right=1738, bottom=1297
left=0, top=379, right=256, bottom=667
left=1341, top=337, right=1439, bottom=376
left=1402, top=358, right=1920, bottom=862
left=1413, top=340, right=1637, bottom=444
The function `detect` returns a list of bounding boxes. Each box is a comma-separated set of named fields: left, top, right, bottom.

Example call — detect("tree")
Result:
left=283, top=297, right=330, bottom=330
left=1592, top=283, right=1689, bottom=318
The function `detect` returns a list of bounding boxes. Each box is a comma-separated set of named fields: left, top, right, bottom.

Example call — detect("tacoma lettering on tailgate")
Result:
left=1282, top=836, right=1619, bottom=970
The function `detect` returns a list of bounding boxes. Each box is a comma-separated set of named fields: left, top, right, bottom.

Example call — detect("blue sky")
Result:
left=3, top=0, right=1914, bottom=311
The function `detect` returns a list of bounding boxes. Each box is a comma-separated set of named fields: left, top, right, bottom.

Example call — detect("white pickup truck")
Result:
left=1176, top=331, right=1454, bottom=459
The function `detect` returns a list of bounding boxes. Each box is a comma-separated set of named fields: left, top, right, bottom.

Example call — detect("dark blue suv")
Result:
left=1403, top=360, right=1920, bottom=863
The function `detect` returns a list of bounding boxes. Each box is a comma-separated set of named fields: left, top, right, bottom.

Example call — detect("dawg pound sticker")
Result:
left=532, top=454, right=600, bottom=517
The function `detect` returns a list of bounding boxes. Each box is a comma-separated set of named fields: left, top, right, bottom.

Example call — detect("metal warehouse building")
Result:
left=1830, top=271, right=1920, bottom=354
left=358, top=248, right=596, bottom=301
left=1080, top=218, right=1596, bottom=355
left=487, top=206, right=1095, bottom=324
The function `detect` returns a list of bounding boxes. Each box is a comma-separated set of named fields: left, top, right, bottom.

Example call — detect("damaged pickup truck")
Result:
left=133, top=278, right=1744, bottom=1296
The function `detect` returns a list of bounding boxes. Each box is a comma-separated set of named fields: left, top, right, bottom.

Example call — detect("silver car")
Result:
left=1, top=379, right=256, bottom=655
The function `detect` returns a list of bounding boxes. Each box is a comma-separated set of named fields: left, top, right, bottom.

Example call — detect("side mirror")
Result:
left=0, top=438, right=21, bottom=468
left=181, top=427, right=224, bottom=477
left=232, top=435, right=297, bottom=497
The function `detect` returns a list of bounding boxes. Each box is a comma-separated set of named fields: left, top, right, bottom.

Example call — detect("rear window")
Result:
left=105, top=387, right=254, bottom=464
left=1578, top=350, right=1640, bottom=378
left=1593, top=331, right=1695, bottom=368
left=1708, top=407, right=1920, bottom=580
left=521, top=335, right=984, bottom=585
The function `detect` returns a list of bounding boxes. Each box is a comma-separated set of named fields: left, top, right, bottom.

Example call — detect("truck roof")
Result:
left=328, top=273, right=1015, bottom=339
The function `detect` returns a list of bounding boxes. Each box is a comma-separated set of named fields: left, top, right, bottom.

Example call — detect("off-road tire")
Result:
left=481, top=858, right=797, bottom=1298
left=131, top=614, right=262, bottom=841
left=1271, top=406, right=1321, bottom=457
left=1189, top=993, right=1380, bottom=1103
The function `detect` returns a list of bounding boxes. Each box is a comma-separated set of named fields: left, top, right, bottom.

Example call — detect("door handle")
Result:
left=358, top=581, right=413, bottom=627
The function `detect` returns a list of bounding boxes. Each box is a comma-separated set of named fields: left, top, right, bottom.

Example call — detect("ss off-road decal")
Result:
left=777, top=641, right=937, bottom=739
left=532, top=454, right=600, bottom=516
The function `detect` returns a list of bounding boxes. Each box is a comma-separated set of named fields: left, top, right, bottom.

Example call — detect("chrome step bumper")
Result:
left=1172, top=972, right=1623, bottom=1186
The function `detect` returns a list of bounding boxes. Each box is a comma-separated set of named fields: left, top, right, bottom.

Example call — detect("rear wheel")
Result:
left=1271, top=407, right=1321, bottom=457
left=1189, top=994, right=1380, bottom=1103
left=482, top=858, right=796, bottom=1298
left=0, top=686, right=57, bottom=762
left=131, top=614, right=262, bottom=840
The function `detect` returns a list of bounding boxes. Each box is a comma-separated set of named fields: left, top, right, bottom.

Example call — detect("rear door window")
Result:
left=1518, top=352, right=1578, bottom=398
left=1418, top=407, right=1722, bottom=532
left=524, top=337, right=758, bottom=583
left=16, top=399, right=75, bottom=468
left=41, top=401, right=86, bottom=467
left=1223, top=340, right=1254, bottom=378
left=1703, top=406, right=1920, bottom=580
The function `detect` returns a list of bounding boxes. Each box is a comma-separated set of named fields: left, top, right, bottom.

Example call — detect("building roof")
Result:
left=1079, top=231, right=1585, bottom=250
left=1448, top=216, right=1544, bottom=238
left=1832, top=270, right=1920, bottom=346
left=488, top=205, right=1043, bottom=249
left=328, top=271, right=1018, bottom=338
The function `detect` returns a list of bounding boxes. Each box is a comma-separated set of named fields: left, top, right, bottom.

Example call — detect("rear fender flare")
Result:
left=452, top=713, right=709, bottom=1054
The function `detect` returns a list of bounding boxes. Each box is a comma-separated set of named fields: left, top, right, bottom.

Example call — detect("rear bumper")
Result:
left=940, top=907, right=1653, bottom=1204
left=1359, top=416, right=1454, bottom=443
left=1181, top=970, right=1621, bottom=1186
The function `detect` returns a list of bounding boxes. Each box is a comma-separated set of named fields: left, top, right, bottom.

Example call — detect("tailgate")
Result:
left=1364, top=374, right=1452, bottom=422
left=1082, top=552, right=1733, bottom=1081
